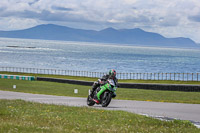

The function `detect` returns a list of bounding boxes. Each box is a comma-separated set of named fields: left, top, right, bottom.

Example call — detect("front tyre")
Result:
left=101, top=92, right=112, bottom=107
left=87, top=95, right=95, bottom=106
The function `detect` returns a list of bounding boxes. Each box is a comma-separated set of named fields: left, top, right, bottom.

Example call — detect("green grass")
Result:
left=120, top=79, right=200, bottom=85
left=1, top=71, right=200, bottom=84
left=1, top=79, right=200, bottom=104
left=0, top=71, right=98, bottom=81
left=0, top=99, right=199, bottom=133
left=0, top=79, right=89, bottom=97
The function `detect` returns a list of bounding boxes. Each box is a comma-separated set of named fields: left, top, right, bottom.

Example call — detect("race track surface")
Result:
left=0, top=90, right=200, bottom=125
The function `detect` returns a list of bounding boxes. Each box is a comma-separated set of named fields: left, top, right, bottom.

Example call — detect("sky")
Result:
left=0, top=0, right=200, bottom=43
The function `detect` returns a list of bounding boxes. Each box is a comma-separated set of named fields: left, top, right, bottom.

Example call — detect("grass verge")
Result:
left=1, top=71, right=200, bottom=84
left=0, top=99, right=199, bottom=133
left=1, top=79, right=200, bottom=104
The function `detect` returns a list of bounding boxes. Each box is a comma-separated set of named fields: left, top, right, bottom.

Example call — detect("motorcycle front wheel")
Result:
left=101, top=91, right=112, bottom=107
left=87, top=95, right=95, bottom=106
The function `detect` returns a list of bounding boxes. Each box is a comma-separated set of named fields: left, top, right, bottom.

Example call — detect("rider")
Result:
left=92, top=69, right=118, bottom=104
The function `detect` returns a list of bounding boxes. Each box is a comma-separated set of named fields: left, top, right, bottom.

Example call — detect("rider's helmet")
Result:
left=108, top=69, right=116, bottom=79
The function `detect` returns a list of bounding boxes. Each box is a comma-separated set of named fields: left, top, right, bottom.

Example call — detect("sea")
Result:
left=0, top=37, right=200, bottom=73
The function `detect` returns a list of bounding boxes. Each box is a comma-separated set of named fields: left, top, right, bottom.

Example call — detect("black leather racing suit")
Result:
left=92, top=74, right=118, bottom=97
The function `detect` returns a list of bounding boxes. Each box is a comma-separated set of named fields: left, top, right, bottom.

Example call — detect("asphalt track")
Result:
left=0, top=90, right=200, bottom=127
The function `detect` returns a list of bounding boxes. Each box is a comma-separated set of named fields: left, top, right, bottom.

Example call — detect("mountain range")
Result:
left=0, top=24, right=198, bottom=48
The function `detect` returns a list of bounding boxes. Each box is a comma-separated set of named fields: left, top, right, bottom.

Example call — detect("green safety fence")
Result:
left=0, top=74, right=35, bottom=81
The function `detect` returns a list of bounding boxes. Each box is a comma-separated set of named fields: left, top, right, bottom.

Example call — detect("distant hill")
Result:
left=0, top=24, right=198, bottom=48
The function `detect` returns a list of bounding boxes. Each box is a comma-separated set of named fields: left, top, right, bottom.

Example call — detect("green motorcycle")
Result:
left=87, top=80, right=117, bottom=107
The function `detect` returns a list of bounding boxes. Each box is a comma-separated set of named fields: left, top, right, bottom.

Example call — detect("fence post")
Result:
left=2, top=67, right=199, bottom=81
left=146, top=73, right=148, bottom=80
left=174, top=73, right=176, bottom=81
left=178, top=73, right=180, bottom=81
left=192, top=73, right=194, bottom=81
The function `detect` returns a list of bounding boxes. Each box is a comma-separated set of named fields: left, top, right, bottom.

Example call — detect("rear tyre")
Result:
left=87, top=95, right=95, bottom=106
left=101, top=92, right=112, bottom=107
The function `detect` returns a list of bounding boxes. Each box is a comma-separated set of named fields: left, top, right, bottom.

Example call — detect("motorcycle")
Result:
left=87, top=79, right=117, bottom=107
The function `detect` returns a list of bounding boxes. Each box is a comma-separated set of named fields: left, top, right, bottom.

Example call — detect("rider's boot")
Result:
left=91, top=81, right=99, bottom=94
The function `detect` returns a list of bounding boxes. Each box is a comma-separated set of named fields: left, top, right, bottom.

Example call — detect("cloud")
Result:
left=28, top=0, right=40, bottom=6
left=158, top=16, right=180, bottom=27
left=0, top=7, right=6, bottom=12
left=0, top=0, right=200, bottom=42
left=0, top=17, right=40, bottom=31
left=51, top=6, right=73, bottom=11
left=0, top=0, right=191, bottom=26
left=188, top=14, right=200, bottom=22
